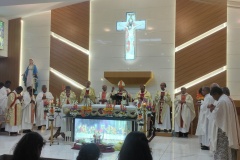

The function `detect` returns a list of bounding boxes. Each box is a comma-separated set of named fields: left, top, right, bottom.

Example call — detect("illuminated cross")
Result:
left=117, top=12, right=146, bottom=60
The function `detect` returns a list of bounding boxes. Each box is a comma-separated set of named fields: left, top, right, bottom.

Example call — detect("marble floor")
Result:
left=0, top=129, right=213, bottom=160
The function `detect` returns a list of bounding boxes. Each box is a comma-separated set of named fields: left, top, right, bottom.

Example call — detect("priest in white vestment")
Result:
left=98, top=85, right=111, bottom=104
left=36, top=85, right=54, bottom=130
left=209, top=87, right=240, bottom=160
left=195, top=86, right=214, bottom=150
left=22, top=87, right=35, bottom=133
left=5, top=86, right=23, bottom=136
left=174, top=87, right=195, bottom=138
left=154, top=83, right=172, bottom=132
left=80, top=81, right=96, bottom=104
left=52, top=86, right=76, bottom=139
left=0, top=81, right=11, bottom=130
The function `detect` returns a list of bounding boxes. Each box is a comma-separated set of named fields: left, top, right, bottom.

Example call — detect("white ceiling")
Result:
left=0, top=0, right=88, bottom=20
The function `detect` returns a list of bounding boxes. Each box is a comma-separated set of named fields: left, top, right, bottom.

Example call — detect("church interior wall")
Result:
left=175, top=0, right=227, bottom=134
left=49, top=2, right=90, bottom=99
left=90, top=0, right=176, bottom=99
left=0, top=17, right=8, bottom=57
left=20, top=12, right=51, bottom=92
left=227, top=5, right=240, bottom=100
left=0, top=18, right=21, bottom=89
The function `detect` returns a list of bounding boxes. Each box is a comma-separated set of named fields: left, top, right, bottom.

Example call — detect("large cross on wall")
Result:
left=117, top=12, right=146, bottom=60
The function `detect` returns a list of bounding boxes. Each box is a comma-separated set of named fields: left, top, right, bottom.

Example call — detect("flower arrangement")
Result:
left=196, top=91, right=204, bottom=103
left=55, top=97, right=60, bottom=107
left=43, top=100, right=49, bottom=113
left=81, top=105, right=92, bottom=116
left=118, top=105, right=127, bottom=117
left=103, top=103, right=114, bottom=116
left=136, top=100, right=153, bottom=122
left=70, top=103, right=79, bottom=117
left=55, top=107, right=61, bottom=113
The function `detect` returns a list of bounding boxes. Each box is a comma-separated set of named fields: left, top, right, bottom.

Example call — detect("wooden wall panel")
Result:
left=49, top=72, right=81, bottom=102
left=50, top=37, right=89, bottom=84
left=176, top=0, right=227, bottom=46
left=175, top=0, right=227, bottom=134
left=175, top=28, right=226, bottom=88
left=50, top=2, right=90, bottom=97
left=51, top=1, right=89, bottom=49
left=0, top=18, right=21, bottom=89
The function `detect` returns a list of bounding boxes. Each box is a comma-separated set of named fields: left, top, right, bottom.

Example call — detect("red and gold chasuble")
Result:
left=101, top=92, right=106, bottom=104
left=86, top=89, right=89, bottom=95
left=6, top=92, right=21, bottom=126
left=158, top=92, right=165, bottom=124
left=180, top=94, right=186, bottom=128
left=140, top=91, right=144, bottom=99
left=10, top=93, right=18, bottom=125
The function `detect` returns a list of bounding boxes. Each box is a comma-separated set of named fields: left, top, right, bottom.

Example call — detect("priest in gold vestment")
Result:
left=60, top=86, right=76, bottom=105
left=154, top=83, right=172, bottom=132
left=52, top=86, right=76, bottom=139
left=5, top=86, right=23, bottom=136
left=174, top=87, right=195, bottom=138
left=135, top=84, right=152, bottom=102
left=80, top=81, right=96, bottom=104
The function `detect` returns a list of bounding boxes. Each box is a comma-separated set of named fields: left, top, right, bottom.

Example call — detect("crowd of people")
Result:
left=10, top=131, right=152, bottom=160
left=195, top=83, right=240, bottom=160
left=1, top=76, right=240, bottom=160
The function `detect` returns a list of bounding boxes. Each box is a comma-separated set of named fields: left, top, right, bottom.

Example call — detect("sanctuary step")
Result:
left=155, top=132, right=172, bottom=137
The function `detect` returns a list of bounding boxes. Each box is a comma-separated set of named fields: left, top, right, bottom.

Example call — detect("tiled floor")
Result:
left=0, top=130, right=213, bottom=160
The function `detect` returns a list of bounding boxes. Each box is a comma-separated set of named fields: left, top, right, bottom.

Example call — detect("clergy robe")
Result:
left=60, top=90, right=76, bottom=132
left=195, top=93, right=214, bottom=146
left=112, top=90, right=130, bottom=105
left=36, top=91, right=54, bottom=127
left=208, top=94, right=240, bottom=159
left=80, top=87, right=96, bottom=104
left=22, top=91, right=35, bottom=130
left=60, top=90, right=76, bottom=105
left=98, top=91, right=111, bottom=104
left=5, top=91, right=22, bottom=132
left=0, top=87, right=11, bottom=128
left=154, top=90, right=172, bottom=130
left=174, top=93, right=195, bottom=133
left=135, top=90, right=152, bottom=102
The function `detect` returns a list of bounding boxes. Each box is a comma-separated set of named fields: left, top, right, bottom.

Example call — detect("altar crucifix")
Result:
left=117, top=12, right=146, bottom=60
